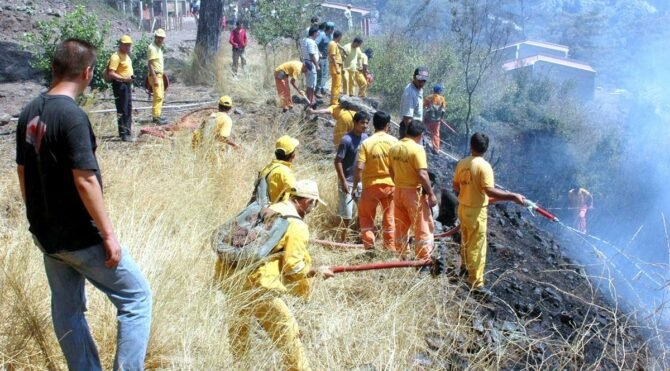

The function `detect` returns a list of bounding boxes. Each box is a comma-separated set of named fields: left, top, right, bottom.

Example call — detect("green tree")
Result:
left=24, top=5, right=111, bottom=90
left=251, top=0, right=320, bottom=50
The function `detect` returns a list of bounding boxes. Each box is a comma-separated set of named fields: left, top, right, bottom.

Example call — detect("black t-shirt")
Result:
left=16, top=94, right=103, bottom=253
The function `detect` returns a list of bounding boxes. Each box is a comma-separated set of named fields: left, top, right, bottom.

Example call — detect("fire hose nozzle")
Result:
left=523, top=199, right=559, bottom=222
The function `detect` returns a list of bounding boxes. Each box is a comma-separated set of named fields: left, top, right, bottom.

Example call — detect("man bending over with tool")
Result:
left=453, top=133, right=525, bottom=299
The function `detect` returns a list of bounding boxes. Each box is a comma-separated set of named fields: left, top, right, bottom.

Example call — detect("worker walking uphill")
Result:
left=568, top=186, right=593, bottom=233
left=328, top=31, right=344, bottom=106
left=107, top=35, right=135, bottom=142
left=148, top=28, right=167, bottom=125
left=353, top=111, right=398, bottom=251
left=399, top=67, right=428, bottom=139
left=274, top=61, right=305, bottom=112
left=229, top=21, right=247, bottom=75
left=453, top=133, right=525, bottom=298
left=342, top=37, right=363, bottom=96
left=256, top=135, right=300, bottom=204
left=307, top=102, right=357, bottom=148
left=334, top=111, right=369, bottom=241
left=389, top=120, right=438, bottom=263
left=192, top=96, right=239, bottom=150
left=224, top=180, right=333, bottom=371
left=16, top=39, right=152, bottom=370
left=423, top=84, right=446, bottom=151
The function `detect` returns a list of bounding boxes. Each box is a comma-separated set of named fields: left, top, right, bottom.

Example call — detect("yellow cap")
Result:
left=275, top=135, right=299, bottom=155
left=119, top=35, right=133, bottom=44
left=154, top=28, right=166, bottom=38
left=218, top=95, right=233, bottom=107
left=291, top=180, right=327, bottom=206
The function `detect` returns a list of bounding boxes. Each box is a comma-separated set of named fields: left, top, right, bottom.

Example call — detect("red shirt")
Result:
left=229, top=28, right=247, bottom=48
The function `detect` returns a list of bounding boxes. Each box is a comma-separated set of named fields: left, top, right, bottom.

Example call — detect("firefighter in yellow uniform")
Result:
left=355, top=48, right=371, bottom=98
left=453, top=133, right=525, bottom=298
left=307, top=104, right=357, bottom=148
left=342, top=37, right=363, bottom=96
left=220, top=180, right=333, bottom=371
left=328, top=31, right=344, bottom=106
left=148, top=28, right=167, bottom=125
left=191, top=95, right=239, bottom=150
left=257, top=135, right=300, bottom=204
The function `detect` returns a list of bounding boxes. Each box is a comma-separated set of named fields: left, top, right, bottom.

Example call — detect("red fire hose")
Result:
left=434, top=225, right=460, bottom=239
left=330, top=259, right=431, bottom=274
left=524, top=199, right=559, bottom=222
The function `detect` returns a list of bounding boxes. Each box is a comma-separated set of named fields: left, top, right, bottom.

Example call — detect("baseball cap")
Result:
left=291, top=180, right=327, bottom=206
left=414, top=67, right=429, bottom=81
left=154, top=28, right=166, bottom=38
left=218, top=95, right=233, bottom=107
left=120, top=35, right=133, bottom=44
left=433, top=84, right=443, bottom=93
left=275, top=135, right=300, bottom=155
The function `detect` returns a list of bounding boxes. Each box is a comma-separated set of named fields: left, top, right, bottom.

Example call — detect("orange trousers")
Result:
left=274, top=71, right=292, bottom=109
left=358, top=184, right=395, bottom=251
left=425, top=120, right=440, bottom=150
left=393, top=188, right=434, bottom=260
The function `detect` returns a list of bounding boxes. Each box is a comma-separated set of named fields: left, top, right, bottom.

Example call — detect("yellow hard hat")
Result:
left=275, top=135, right=299, bottom=155
left=218, top=95, right=233, bottom=108
left=154, top=28, right=166, bottom=38
left=120, top=35, right=133, bottom=44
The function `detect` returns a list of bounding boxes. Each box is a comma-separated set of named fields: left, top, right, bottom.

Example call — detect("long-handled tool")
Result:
left=439, top=119, right=458, bottom=134
left=329, top=252, right=446, bottom=276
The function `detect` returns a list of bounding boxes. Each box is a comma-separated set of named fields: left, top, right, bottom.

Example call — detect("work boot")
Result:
left=153, top=116, right=168, bottom=125
left=121, top=135, right=136, bottom=143
left=315, top=92, right=323, bottom=99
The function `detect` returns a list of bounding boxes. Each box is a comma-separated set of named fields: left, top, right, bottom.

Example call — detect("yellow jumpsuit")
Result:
left=453, top=155, right=495, bottom=289
left=148, top=42, right=164, bottom=119
left=216, top=201, right=312, bottom=371
left=328, top=41, right=342, bottom=106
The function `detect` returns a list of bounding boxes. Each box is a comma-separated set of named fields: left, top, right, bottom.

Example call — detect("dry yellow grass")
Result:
left=0, top=40, right=666, bottom=370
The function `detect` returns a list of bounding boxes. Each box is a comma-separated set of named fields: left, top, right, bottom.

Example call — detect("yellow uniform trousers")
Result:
left=457, top=205, right=488, bottom=288
left=231, top=296, right=310, bottom=371
left=343, top=69, right=357, bottom=96
left=355, top=71, right=368, bottom=97
left=214, top=258, right=311, bottom=371
left=393, top=187, right=434, bottom=260
left=149, top=73, right=164, bottom=118
left=329, top=70, right=342, bottom=106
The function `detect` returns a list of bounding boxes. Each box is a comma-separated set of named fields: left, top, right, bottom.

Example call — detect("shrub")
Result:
left=24, top=5, right=111, bottom=90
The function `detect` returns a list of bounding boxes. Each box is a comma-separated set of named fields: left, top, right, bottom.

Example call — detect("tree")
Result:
left=450, top=0, right=513, bottom=153
left=251, top=0, right=320, bottom=51
left=195, top=0, right=225, bottom=62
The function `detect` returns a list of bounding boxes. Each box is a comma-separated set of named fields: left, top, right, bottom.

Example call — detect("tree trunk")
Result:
left=195, top=0, right=224, bottom=61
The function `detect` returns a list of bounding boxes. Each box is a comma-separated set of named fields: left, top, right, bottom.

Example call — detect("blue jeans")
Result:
left=316, top=58, right=329, bottom=92
left=40, top=242, right=152, bottom=371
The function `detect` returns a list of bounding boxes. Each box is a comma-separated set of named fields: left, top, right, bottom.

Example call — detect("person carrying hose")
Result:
left=453, top=133, right=525, bottom=299
left=221, top=180, right=333, bottom=371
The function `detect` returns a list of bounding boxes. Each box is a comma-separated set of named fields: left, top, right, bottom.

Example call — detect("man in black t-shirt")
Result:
left=15, top=39, right=152, bottom=370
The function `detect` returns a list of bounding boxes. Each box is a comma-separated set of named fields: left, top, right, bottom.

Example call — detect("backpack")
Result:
left=211, top=202, right=298, bottom=266
left=425, top=102, right=444, bottom=122
left=247, top=165, right=281, bottom=207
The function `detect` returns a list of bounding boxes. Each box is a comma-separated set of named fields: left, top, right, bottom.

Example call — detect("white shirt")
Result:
left=301, top=37, right=318, bottom=62
left=399, top=82, right=423, bottom=120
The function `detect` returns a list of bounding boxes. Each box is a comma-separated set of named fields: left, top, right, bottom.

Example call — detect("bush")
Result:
left=24, top=5, right=111, bottom=90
